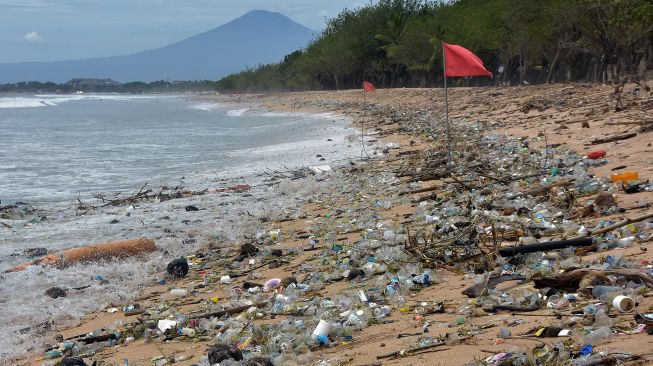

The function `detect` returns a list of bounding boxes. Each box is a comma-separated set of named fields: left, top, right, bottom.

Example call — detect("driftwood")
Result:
left=377, top=336, right=468, bottom=360
left=499, top=212, right=653, bottom=258
left=399, top=169, right=449, bottom=182
left=590, top=132, right=637, bottom=145
left=486, top=304, right=541, bottom=313
left=572, top=212, right=653, bottom=239
left=76, top=183, right=248, bottom=213
left=507, top=179, right=575, bottom=200
left=193, top=300, right=271, bottom=320
left=532, top=268, right=653, bottom=292
left=406, top=185, right=440, bottom=195
left=413, top=192, right=438, bottom=203
left=462, top=273, right=527, bottom=298
left=499, top=237, right=594, bottom=257
left=228, top=260, right=278, bottom=278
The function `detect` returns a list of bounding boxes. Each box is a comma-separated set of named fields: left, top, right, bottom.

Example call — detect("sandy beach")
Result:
left=11, top=83, right=653, bottom=366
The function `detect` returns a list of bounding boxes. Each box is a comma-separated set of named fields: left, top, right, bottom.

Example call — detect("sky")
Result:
left=0, top=0, right=371, bottom=64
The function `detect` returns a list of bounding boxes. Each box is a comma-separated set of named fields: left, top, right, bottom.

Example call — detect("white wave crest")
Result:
left=0, top=94, right=159, bottom=109
left=226, top=108, right=249, bottom=117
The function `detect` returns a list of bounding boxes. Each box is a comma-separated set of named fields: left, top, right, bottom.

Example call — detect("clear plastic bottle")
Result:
left=584, top=326, right=612, bottom=345
left=170, top=288, right=187, bottom=297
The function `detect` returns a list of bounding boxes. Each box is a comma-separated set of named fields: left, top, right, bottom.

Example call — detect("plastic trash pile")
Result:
left=26, top=118, right=653, bottom=366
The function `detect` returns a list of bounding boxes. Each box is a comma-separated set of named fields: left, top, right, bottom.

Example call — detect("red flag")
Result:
left=443, top=43, right=492, bottom=77
left=363, top=80, right=375, bottom=92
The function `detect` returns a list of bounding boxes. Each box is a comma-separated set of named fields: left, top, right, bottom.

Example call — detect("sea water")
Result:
left=0, top=94, right=360, bottom=359
left=0, top=94, right=354, bottom=207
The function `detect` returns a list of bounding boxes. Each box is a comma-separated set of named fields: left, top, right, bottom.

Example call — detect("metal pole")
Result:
left=443, top=44, right=452, bottom=166
left=361, top=88, right=368, bottom=158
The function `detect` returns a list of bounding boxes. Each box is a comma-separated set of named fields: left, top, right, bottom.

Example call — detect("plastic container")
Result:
left=497, top=328, right=511, bottom=338
left=264, top=278, right=281, bottom=290
left=373, top=305, right=392, bottom=318
left=610, top=172, right=639, bottom=183
left=612, top=295, right=635, bottom=312
left=316, top=334, right=330, bottom=346
left=169, top=288, right=187, bottom=297
left=587, top=150, right=606, bottom=159
left=311, top=319, right=331, bottom=340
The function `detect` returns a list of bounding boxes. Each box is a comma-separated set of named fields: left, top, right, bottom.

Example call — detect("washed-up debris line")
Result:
left=14, top=86, right=653, bottom=366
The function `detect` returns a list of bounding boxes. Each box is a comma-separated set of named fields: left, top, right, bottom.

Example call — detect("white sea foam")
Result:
left=0, top=94, right=159, bottom=109
left=226, top=108, right=249, bottom=116
left=0, top=97, right=48, bottom=109
left=261, top=111, right=338, bottom=119
left=190, top=102, right=222, bottom=111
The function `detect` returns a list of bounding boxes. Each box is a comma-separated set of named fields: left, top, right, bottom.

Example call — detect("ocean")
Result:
left=0, top=93, right=359, bottom=359
left=0, top=94, right=354, bottom=207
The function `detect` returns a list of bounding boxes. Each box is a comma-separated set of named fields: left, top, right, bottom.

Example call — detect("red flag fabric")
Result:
left=443, top=43, right=492, bottom=77
left=363, top=80, right=375, bottom=92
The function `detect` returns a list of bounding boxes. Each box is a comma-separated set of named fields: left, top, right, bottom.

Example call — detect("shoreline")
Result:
left=0, top=97, right=365, bottom=362
left=9, top=83, right=653, bottom=365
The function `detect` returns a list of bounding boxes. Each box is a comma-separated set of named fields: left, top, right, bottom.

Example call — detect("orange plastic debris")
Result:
left=610, top=172, right=639, bottom=183
left=5, top=238, right=156, bottom=273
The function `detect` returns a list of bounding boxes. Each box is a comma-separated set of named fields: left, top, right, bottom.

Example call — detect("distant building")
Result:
left=66, top=78, right=121, bottom=88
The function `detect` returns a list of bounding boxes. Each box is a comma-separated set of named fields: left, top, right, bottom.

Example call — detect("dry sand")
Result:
left=19, top=83, right=653, bottom=366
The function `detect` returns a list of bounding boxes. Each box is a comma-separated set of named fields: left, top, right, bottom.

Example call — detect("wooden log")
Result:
left=193, top=300, right=271, bottom=319
left=408, top=185, right=440, bottom=195
left=512, top=179, right=575, bottom=199
left=499, top=237, right=594, bottom=257
left=413, top=193, right=438, bottom=203
left=533, top=268, right=653, bottom=291
left=590, top=132, right=637, bottom=145
left=5, top=238, right=156, bottom=273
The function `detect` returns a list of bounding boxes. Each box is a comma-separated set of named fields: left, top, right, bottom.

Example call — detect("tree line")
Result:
left=0, top=80, right=218, bottom=94
left=217, top=0, right=653, bottom=92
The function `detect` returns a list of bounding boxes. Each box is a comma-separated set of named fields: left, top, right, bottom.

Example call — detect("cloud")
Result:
left=0, top=0, right=58, bottom=9
left=23, top=31, right=43, bottom=43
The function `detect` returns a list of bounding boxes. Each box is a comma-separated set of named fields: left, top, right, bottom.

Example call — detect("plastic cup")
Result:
left=311, top=319, right=331, bottom=339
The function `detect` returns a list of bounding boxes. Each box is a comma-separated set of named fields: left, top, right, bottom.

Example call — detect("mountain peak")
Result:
left=240, top=10, right=285, bottom=18
left=221, top=9, right=311, bottom=32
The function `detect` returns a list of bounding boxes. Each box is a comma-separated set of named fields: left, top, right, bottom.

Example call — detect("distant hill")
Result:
left=0, top=10, right=315, bottom=83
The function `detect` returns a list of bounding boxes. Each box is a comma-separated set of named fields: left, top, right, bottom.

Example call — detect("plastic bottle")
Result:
left=617, top=236, right=635, bottom=247
left=44, top=350, right=62, bottom=359
left=170, top=288, right=187, bottom=297
left=591, top=285, right=622, bottom=300
left=498, top=328, right=511, bottom=338
left=584, top=326, right=612, bottom=345
left=373, top=305, right=392, bottom=318
left=592, top=309, right=613, bottom=327
left=181, top=327, right=196, bottom=337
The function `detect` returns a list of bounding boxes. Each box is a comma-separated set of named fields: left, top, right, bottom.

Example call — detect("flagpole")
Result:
left=362, top=88, right=367, bottom=157
left=443, top=43, right=452, bottom=166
